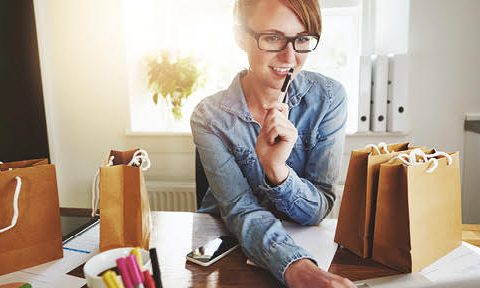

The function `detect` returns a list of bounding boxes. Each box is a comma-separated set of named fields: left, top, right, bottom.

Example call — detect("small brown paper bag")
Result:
left=0, top=159, right=63, bottom=275
left=335, top=142, right=412, bottom=258
left=372, top=150, right=462, bottom=272
left=98, top=149, right=152, bottom=251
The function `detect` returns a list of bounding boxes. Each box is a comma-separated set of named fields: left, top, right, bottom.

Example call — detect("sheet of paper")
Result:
left=0, top=222, right=100, bottom=286
left=419, top=242, right=480, bottom=282
left=246, top=219, right=338, bottom=271
left=353, top=242, right=480, bottom=287
left=282, top=219, right=338, bottom=271
left=24, top=223, right=100, bottom=276
left=0, top=271, right=85, bottom=288
left=353, top=273, right=431, bottom=288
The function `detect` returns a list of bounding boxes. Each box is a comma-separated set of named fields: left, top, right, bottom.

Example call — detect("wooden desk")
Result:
left=68, top=211, right=400, bottom=287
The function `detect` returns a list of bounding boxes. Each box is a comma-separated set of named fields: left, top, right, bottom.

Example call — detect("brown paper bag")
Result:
left=99, top=149, right=151, bottom=251
left=0, top=159, right=63, bottom=275
left=372, top=151, right=462, bottom=272
left=335, top=142, right=412, bottom=258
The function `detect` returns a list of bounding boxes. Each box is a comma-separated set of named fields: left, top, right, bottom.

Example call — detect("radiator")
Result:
left=145, top=181, right=342, bottom=215
left=146, top=181, right=196, bottom=212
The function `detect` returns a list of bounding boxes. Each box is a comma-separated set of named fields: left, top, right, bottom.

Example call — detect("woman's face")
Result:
left=240, top=0, right=309, bottom=92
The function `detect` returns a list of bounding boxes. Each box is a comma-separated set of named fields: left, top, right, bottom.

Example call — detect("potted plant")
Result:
left=146, top=50, right=203, bottom=120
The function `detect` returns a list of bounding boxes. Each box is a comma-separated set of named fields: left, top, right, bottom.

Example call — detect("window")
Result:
left=124, top=0, right=407, bottom=134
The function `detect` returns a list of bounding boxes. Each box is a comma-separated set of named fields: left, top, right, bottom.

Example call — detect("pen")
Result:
left=149, top=248, right=163, bottom=288
left=277, top=67, right=294, bottom=105
left=116, top=257, right=134, bottom=288
left=126, top=255, right=145, bottom=288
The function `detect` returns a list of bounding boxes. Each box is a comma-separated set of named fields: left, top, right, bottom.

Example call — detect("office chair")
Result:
left=195, top=149, right=210, bottom=210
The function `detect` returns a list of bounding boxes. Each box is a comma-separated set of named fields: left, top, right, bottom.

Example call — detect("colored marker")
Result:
left=102, top=270, right=122, bottom=288
left=116, top=257, right=134, bottom=288
left=126, top=255, right=145, bottom=288
left=131, top=247, right=143, bottom=268
left=149, top=248, right=163, bottom=288
left=143, top=271, right=156, bottom=288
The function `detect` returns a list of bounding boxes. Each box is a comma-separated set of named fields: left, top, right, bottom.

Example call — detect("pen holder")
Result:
left=84, top=247, right=151, bottom=288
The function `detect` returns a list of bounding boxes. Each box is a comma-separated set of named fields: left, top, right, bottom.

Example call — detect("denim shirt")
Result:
left=190, top=70, right=347, bottom=284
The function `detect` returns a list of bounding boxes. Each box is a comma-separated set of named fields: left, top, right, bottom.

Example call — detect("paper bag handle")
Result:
left=0, top=176, right=22, bottom=233
left=365, top=142, right=390, bottom=155
left=91, top=149, right=151, bottom=217
left=395, top=148, right=452, bottom=173
left=0, top=161, right=13, bottom=171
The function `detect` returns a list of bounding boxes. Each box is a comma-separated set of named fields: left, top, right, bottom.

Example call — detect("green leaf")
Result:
left=146, top=49, right=206, bottom=119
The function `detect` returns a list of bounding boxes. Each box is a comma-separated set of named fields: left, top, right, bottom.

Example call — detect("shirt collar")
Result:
left=220, top=70, right=314, bottom=122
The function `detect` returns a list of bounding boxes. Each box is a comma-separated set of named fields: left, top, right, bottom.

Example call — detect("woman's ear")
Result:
left=234, top=26, right=247, bottom=51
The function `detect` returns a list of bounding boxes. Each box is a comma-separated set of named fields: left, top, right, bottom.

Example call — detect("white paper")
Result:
left=24, top=223, right=100, bottom=276
left=0, top=222, right=100, bottom=286
left=246, top=219, right=338, bottom=271
left=353, top=242, right=480, bottom=287
left=282, top=219, right=338, bottom=270
left=354, top=273, right=431, bottom=288
left=0, top=271, right=85, bottom=288
left=419, top=242, right=480, bottom=282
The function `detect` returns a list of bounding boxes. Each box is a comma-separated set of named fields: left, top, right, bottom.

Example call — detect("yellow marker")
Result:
left=102, top=270, right=123, bottom=288
left=112, top=272, right=125, bottom=288
left=131, top=247, right=143, bottom=268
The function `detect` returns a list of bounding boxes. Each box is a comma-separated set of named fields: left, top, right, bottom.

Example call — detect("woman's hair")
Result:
left=234, top=0, right=322, bottom=36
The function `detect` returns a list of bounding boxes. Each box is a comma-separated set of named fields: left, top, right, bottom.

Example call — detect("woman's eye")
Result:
left=264, top=35, right=282, bottom=42
left=296, top=36, right=311, bottom=43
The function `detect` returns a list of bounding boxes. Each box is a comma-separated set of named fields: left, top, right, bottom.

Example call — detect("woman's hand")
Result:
left=285, top=259, right=356, bottom=288
left=255, top=103, right=297, bottom=185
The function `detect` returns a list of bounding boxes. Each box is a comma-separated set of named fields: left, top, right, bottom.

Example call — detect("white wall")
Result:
left=34, top=0, right=480, bottom=211
left=407, top=0, right=480, bottom=151
left=34, top=0, right=130, bottom=207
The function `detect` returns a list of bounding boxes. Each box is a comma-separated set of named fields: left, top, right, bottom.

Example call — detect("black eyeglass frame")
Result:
left=243, top=26, right=320, bottom=53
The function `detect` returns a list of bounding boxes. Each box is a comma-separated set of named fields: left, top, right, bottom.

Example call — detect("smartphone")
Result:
left=186, top=235, right=239, bottom=266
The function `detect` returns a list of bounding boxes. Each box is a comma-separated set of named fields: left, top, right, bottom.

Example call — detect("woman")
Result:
left=191, top=0, right=354, bottom=287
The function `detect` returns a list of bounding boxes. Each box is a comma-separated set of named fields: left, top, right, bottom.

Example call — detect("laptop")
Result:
left=61, top=213, right=99, bottom=245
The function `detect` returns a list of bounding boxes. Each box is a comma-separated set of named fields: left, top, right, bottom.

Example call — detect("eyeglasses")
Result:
left=243, top=26, right=320, bottom=53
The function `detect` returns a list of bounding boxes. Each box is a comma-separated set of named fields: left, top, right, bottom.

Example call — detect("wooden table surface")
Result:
left=68, top=211, right=402, bottom=287
left=65, top=210, right=480, bottom=287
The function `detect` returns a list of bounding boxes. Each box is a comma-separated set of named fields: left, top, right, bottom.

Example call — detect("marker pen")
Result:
left=126, top=255, right=145, bottom=288
left=277, top=67, right=294, bottom=105
left=116, top=257, right=134, bottom=288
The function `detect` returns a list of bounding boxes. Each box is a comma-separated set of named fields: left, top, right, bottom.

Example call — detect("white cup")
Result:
left=83, top=247, right=151, bottom=288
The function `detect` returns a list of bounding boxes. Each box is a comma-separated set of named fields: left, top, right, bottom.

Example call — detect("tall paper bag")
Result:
left=335, top=143, right=411, bottom=258
left=0, top=159, right=63, bottom=275
left=99, top=149, right=151, bottom=251
left=372, top=152, right=462, bottom=272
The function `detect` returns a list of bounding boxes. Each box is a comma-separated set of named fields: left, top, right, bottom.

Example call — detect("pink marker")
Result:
left=116, top=257, right=134, bottom=288
left=126, top=255, right=145, bottom=288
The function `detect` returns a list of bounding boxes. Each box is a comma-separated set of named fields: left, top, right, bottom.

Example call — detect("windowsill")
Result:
left=125, top=129, right=192, bottom=137
left=125, top=129, right=409, bottom=138
left=346, top=131, right=410, bottom=137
